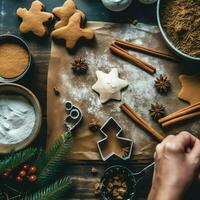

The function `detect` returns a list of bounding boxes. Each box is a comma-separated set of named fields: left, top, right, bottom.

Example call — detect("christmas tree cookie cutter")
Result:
left=97, top=117, right=134, bottom=161
left=64, top=101, right=83, bottom=132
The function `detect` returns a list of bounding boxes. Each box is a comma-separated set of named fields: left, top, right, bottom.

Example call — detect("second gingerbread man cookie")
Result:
left=16, top=0, right=53, bottom=37
left=51, top=12, right=94, bottom=49
left=53, top=0, right=85, bottom=29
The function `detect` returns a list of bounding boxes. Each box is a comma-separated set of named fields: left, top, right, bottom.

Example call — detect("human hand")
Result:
left=148, top=131, right=200, bottom=200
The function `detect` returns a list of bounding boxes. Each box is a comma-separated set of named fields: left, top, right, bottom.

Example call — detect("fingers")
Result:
left=154, top=132, right=200, bottom=166
left=190, top=138, right=200, bottom=157
left=189, top=139, right=200, bottom=169
left=163, top=132, right=197, bottom=154
left=177, top=132, right=200, bottom=169
left=155, top=135, right=175, bottom=159
left=166, top=131, right=193, bottom=153
left=177, top=131, right=196, bottom=149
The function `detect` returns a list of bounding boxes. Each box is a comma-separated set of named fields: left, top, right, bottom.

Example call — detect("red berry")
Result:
left=19, top=170, right=26, bottom=177
left=22, top=164, right=29, bottom=171
left=28, top=166, right=37, bottom=175
left=29, top=175, right=37, bottom=183
left=16, top=176, right=23, bottom=183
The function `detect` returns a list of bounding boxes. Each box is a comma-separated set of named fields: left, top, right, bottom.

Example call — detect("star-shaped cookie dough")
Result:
left=16, top=0, right=53, bottom=37
left=51, top=12, right=94, bottom=49
left=178, top=74, right=200, bottom=104
left=92, top=68, right=129, bottom=103
left=53, top=0, right=85, bottom=29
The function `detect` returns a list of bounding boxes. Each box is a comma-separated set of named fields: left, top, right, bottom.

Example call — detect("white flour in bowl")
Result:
left=0, top=94, right=36, bottom=144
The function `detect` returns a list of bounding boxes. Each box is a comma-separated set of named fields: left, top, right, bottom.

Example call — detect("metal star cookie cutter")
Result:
left=97, top=117, right=134, bottom=161
left=64, top=101, right=83, bottom=132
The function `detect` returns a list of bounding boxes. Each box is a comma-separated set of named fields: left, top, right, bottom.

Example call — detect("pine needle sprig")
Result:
left=0, top=148, right=37, bottom=174
left=33, top=149, right=47, bottom=173
left=36, top=132, right=73, bottom=186
left=24, top=176, right=71, bottom=200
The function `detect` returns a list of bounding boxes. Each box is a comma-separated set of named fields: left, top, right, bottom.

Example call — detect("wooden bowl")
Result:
left=0, top=83, right=42, bottom=154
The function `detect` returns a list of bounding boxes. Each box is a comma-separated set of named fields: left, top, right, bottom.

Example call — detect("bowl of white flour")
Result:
left=0, top=83, right=42, bottom=153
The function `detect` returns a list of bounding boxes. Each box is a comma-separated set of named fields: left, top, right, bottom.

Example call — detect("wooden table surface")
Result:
left=0, top=0, right=199, bottom=199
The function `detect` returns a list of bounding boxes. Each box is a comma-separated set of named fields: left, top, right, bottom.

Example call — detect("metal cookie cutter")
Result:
left=101, top=163, right=155, bottom=200
left=97, top=117, right=134, bottom=161
left=64, top=101, right=83, bottom=132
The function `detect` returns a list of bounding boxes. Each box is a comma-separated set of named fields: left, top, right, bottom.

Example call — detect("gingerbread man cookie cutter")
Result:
left=64, top=101, right=83, bottom=132
left=97, top=117, right=134, bottom=161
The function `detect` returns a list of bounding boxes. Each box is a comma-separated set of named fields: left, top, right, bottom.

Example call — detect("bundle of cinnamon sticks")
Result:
left=159, top=101, right=200, bottom=127
left=120, top=103, right=165, bottom=142
left=110, top=39, right=179, bottom=75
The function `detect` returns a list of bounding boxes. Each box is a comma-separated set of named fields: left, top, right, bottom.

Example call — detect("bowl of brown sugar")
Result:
left=0, top=34, right=31, bottom=82
left=157, top=0, right=200, bottom=62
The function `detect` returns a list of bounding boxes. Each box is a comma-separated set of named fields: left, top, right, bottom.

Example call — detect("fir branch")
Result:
left=34, top=149, right=47, bottom=173
left=24, top=176, right=71, bottom=200
left=36, top=132, right=72, bottom=186
left=0, top=148, right=37, bottom=174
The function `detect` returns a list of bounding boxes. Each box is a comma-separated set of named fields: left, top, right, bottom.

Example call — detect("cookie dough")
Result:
left=92, top=68, right=129, bottom=103
left=51, top=12, right=94, bottom=49
left=178, top=74, right=200, bottom=104
left=53, top=0, right=85, bottom=29
left=16, top=0, right=53, bottom=37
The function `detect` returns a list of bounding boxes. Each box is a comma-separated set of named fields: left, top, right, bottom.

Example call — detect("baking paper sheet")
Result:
left=47, top=22, right=200, bottom=160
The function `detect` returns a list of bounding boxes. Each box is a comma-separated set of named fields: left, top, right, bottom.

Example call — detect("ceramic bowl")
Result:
left=101, top=0, right=133, bottom=12
left=0, top=34, right=32, bottom=83
left=157, top=0, right=200, bottom=62
left=0, top=83, right=42, bottom=154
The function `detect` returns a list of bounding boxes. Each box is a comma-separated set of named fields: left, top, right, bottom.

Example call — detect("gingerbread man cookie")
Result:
left=51, top=12, right=94, bottom=49
left=53, top=0, right=85, bottom=29
left=16, top=0, right=53, bottom=37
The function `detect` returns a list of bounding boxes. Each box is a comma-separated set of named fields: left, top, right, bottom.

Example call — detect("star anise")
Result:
left=88, top=118, right=100, bottom=132
left=71, top=57, right=88, bottom=74
left=154, top=74, right=171, bottom=94
left=149, top=103, right=166, bottom=121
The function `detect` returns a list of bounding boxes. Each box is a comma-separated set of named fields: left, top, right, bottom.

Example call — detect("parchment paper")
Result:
left=47, top=22, right=200, bottom=160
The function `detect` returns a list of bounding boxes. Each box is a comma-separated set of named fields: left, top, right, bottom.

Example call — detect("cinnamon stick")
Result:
left=161, top=111, right=200, bottom=127
left=110, top=44, right=156, bottom=75
left=175, top=101, right=200, bottom=114
left=120, top=103, right=165, bottom=142
left=115, top=39, right=179, bottom=62
left=159, top=102, right=200, bottom=124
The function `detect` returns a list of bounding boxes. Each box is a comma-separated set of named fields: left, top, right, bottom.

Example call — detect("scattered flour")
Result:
left=63, top=23, right=162, bottom=119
